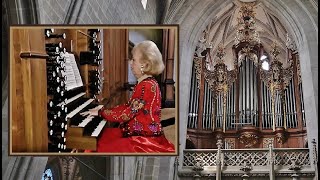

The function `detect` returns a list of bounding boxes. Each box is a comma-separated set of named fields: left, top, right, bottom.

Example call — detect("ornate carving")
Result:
left=239, top=132, right=259, bottom=148
left=296, top=55, right=302, bottom=84
left=60, top=156, right=76, bottom=178
left=275, top=127, right=287, bottom=144
left=288, top=157, right=302, bottom=171
left=286, top=33, right=297, bottom=53
left=282, top=63, right=293, bottom=88
left=263, top=138, right=274, bottom=148
left=240, top=160, right=252, bottom=179
left=225, top=138, right=236, bottom=149
left=193, top=57, right=202, bottom=88
left=204, top=44, right=237, bottom=93
left=192, top=157, right=204, bottom=172
left=195, top=29, right=211, bottom=58
left=234, top=2, right=260, bottom=46
left=312, top=139, right=318, bottom=166
left=238, top=45, right=259, bottom=66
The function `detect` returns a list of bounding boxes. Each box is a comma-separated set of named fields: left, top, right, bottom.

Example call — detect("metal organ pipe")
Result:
left=289, top=80, right=294, bottom=127
left=287, top=80, right=292, bottom=128
left=299, top=83, right=306, bottom=126
left=246, top=59, right=249, bottom=123
left=195, top=73, right=199, bottom=129
left=239, top=64, right=242, bottom=124
left=202, top=82, right=207, bottom=129
left=284, top=88, right=291, bottom=128
left=250, top=60, right=253, bottom=125
left=291, top=80, right=297, bottom=127
left=209, top=88, right=213, bottom=129
left=187, top=65, right=195, bottom=128
left=267, top=86, right=272, bottom=129
left=233, top=83, right=236, bottom=129
left=262, top=82, right=265, bottom=128
left=242, top=61, right=245, bottom=125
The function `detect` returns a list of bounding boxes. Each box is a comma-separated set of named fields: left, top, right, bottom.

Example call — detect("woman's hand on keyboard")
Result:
left=80, top=106, right=101, bottom=117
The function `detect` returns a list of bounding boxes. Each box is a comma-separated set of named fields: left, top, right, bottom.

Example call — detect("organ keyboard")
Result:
left=61, top=87, right=106, bottom=151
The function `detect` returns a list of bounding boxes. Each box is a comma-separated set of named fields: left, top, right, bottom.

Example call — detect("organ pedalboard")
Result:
left=45, top=28, right=105, bottom=152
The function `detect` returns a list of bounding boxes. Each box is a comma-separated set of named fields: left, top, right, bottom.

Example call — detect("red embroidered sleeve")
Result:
left=99, top=81, right=149, bottom=122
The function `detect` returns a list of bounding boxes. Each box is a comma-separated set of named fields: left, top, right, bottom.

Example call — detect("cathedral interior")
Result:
left=2, top=0, right=318, bottom=180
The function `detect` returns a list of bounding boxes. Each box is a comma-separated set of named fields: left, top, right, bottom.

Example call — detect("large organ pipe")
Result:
left=262, top=82, right=265, bottom=128
left=250, top=61, right=253, bottom=125
left=252, top=62, right=256, bottom=125
left=202, top=83, right=207, bottom=129
left=233, top=83, right=236, bottom=129
left=284, top=89, right=291, bottom=128
left=299, top=83, right=306, bottom=126
left=212, top=95, right=216, bottom=131
left=245, top=59, right=249, bottom=122
left=195, top=72, right=199, bottom=128
left=242, top=61, right=245, bottom=124
left=288, top=80, right=293, bottom=127
left=291, top=80, right=297, bottom=127
left=188, top=63, right=198, bottom=129
left=268, top=88, right=273, bottom=130
left=239, top=64, right=242, bottom=123
left=223, top=93, right=227, bottom=132
left=263, top=83, right=267, bottom=128
left=289, top=80, right=294, bottom=127
left=209, top=88, right=213, bottom=129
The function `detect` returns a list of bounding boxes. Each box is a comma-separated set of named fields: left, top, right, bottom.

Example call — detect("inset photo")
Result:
left=9, top=26, right=178, bottom=155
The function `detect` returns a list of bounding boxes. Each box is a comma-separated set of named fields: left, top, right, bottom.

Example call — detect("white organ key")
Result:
left=66, top=99, right=94, bottom=118
left=57, top=92, right=86, bottom=106
left=95, top=105, right=104, bottom=110
left=78, top=115, right=94, bottom=127
left=91, top=120, right=106, bottom=137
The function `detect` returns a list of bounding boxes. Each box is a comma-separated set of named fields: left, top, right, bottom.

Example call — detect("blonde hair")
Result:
left=132, top=40, right=164, bottom=75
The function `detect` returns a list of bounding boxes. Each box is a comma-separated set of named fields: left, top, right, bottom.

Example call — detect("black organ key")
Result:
left=65, top=97, right=90, bottom=115
left=63, top=86, right=86, bottom=100
left=83, top=116, right=104, bottom=136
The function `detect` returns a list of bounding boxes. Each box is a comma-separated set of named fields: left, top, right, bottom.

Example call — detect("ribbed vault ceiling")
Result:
left=199, top=0, right=293, bottom=70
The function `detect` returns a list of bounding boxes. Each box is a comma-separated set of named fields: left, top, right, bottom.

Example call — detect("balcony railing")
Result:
left=180, top=142, right=317, bottom=179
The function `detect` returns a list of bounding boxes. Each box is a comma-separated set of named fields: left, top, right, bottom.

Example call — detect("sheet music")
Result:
left=63, top=53, right=84, bottom=91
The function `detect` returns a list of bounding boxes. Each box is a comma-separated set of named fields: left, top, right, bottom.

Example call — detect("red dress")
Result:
left=97, top=77, right=175, bottom=153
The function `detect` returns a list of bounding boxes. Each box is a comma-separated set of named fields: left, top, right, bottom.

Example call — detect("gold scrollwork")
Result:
left=239, top=132, right=259, bottom=148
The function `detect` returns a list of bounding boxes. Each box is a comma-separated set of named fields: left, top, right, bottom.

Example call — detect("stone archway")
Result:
left=2, top=0, right=48, bottom=179
left=163, top=0, right=318, bottom=172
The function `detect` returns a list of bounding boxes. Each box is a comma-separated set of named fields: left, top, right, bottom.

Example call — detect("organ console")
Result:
left=10, top=26, right=177, bottom=154
left=10, top=27, right=130, bottom=153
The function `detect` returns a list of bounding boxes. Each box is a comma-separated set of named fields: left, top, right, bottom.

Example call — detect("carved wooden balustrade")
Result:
left=180, top=147, right=316, bottom=179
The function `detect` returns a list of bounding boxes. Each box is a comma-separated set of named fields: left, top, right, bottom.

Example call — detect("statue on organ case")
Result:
left=82, top=40, right=175, bottom=153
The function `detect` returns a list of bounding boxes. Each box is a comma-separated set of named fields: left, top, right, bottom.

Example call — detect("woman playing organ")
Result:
left=82, top=40, right=175, bottom=153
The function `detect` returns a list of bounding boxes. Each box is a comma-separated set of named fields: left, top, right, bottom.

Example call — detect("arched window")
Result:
left=42, top=168, right=54, bottom=180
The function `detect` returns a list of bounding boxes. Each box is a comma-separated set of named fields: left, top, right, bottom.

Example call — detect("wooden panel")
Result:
left=11, top=29, right=48, bottom=152
left=66, top=127, right=97, bottom=150
left=102, top=29, right=128, bottom=108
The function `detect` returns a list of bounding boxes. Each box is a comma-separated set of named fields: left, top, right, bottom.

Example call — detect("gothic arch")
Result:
left=164, top=0, right=318, bottom=169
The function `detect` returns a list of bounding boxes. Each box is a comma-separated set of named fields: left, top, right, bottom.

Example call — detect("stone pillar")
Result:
left=141, top=157, right=160, bottom=180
